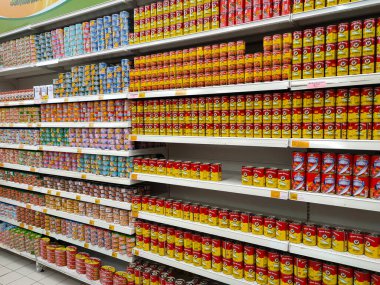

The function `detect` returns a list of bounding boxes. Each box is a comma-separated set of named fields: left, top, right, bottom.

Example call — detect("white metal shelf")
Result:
left=128, top=81, right=290, bottom=99
left=138, top=211, right=289, bottom=251
left=0, top=197, right=135, bottom=235
left=133, top=248, right=254, bottom=285
left=289, top=139, right=380, bottom=151
left=289, top=244, right=380, bottom=272
left=131, top=172, right=289, bottom=199
left=0, top=162, right=137, bottom=186
left=289, top=191, right=380, bottom=212
left=130, top=135, right=289, bottom=148
left=291, top=73, right=380, bottom=90
left=0, top=100, right=36, bottom=107
left=0, top=143, right=38, bottom=151
left=40, top=93, right=128, bottom=104
left=0, top=123, right=38, bottom=128
left=0, top=243, right=36, bottom=261
left=0, top=216, right=133, bottom=265
left=0, top=179, right=132, bottom=211
left=38, top=121, right=131, bottom=128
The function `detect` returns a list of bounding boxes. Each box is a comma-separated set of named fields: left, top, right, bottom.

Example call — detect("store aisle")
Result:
left=0, top=249, right=84, bottom=285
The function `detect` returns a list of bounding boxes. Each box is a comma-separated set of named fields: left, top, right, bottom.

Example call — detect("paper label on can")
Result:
left=307, top=81, right=327, bottom=89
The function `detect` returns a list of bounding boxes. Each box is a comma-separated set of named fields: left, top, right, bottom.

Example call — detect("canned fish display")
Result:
left=293, top=0, right=354, bottom=13
left=136, top=219, right=380, bottom=283
left=0, top=129, right=40, bottom=145
left=0, top=12, right=130, bottom=68
left=292, top=151, right=380, bottom=200
left=0, top=149, right=42, bottom=167
left=53, top=60, right=130, bottom=98
left=40, top=100, right=130, bottom=122
left=242, top=166, right=291, bottom=190
left=0, top=106, right=40, bottom=123
left=0, top=89, right=34, bottom=102
left=131, top=87, right=380, bottom=140
left=130, top=0, right=290, bottom=45
left=133, top=157, right=222, bottom=181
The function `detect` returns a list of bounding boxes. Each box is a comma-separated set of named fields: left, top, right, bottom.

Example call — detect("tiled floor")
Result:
left=0, top=249, right=86, bottom=285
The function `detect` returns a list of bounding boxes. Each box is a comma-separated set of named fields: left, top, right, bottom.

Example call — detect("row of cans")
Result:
left=136, top=220, right=380, bottom=283
left=132, top=195, right=380, bottom=258
left=293, top=0, right=355, bottom=13
left=0, top=106, right=40, bottom=123
left=12, top=206, right=135, bottom=256
left=53, top=60, right=130, bottom=98
left=292, top=152, right=380, bottom=199
left=0, top=186, right=132, bottom=227
left=40, top=128, right=134, bottom=151
left=133, top=157, right=223, bottom=181
left=242, top=166, right=291, bottom=190
left=40, top=100, right=130, bottom=123
left=0, top=149, right=42, bottom=168
left=0, top=89, right=34, bottom=102
left=0, top=129, right=40, bottom=145
left=0, top=169, right=43, bottom=187
left=0, top=36, right=36, bottom=68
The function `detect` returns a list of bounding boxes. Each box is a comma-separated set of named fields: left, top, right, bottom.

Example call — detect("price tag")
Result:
left=89, top=123, right=94, bottom=128
left=43, top=209, right=47, bottom=213
left=84, top=243, right=89, bottom=249
left=0, top=163, right=4, bottom=167
left=129, top=92, right=139, bottom=99
left=77, top=148, right=82, bottom=154
left=76, top=195, right=81, bottom=201
left=64, top=98, right=69, bottom=102
left=9, top=123, right=14, bottom=127
left=27, top=123, right=33, bottom=127
left=175, top=90, right=187, bottom=96
left=4, top=102, right=9, bottom=106
left=109, top=225, right=115, bottom=231
left=81, top=174, right=87, bottom=179
left=28, top=225, right=33, bottom=230
left=132, top=211, right=139, bottom=218
left=20, top=223, right=25, bottom=228
left=129, top=135, right=137, bottom=141
left=38, top=146, right=44, bottom=151
left=139, top=92, right=146, bottom=98
left=112, top=252, right=118, bottom=258
left=37, top=123, right=41, bottom=127
left=98, top=95, right=104, bottom=100
left=30, top=167, right=37, bottom=172
left=134, top=249, right=139, bottom=256
left=27, top=185, right=34, bottom=191
left=131, top=173, right=138, bottom=180
left=19, top=144, right=24, bottom=149
left=95, top=199, right=100, bottom=204
left=270, top=190, right=281, bottom=199
left=45, top=231, right=50, bottom=236
left=289, top=193, right=298, bottom=200
left=291, top=140, right=310, bottom=148
left=56, top=191, right=61, bottom=197
left=89, top=220, right=95, bottom=226
left=47, top=190, right=52, bottom=195
left=307, top=81, right=326, bottom=89
left=26, top=204, right=32, bottom=209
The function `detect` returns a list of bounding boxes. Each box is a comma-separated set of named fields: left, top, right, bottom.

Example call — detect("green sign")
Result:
left=0, top=0, right=110, bottom=34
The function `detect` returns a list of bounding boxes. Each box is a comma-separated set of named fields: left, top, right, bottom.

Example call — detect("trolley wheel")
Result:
left=36, top=262, right=44, bottom=272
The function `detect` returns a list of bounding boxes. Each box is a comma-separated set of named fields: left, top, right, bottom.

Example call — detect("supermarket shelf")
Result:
left=291, top=73, right=380, bottom=90
left=0, top=180, right=132, bottom=211
left=40, top=146, right=166, bottom=157
left=289, top=190, right=380, bottom=212
left=291, top=0, right=380, bottom=26
left=0, top=197, right=135, bottom=235
left=0, top=244, right=36, bottom=261
left=128, top=81, right=290, bottom=99
left=138, top=211, right=289, bottom=251
left=133, top=249, right=253, bottom=285
left=40, top=93, right=128, bottom=104
left=0, top=100, right=37, bottom=107
left=289, top=138, right=380, bottom=151
left=131, top=172, right=289, bottom=199
left=289, top=244, right=380, bottom=272
left=130, top=135, right=289, bottom=148
left=0, top=163, right=138, bottom=186
left=38, top=122, right=131, bottom=128
left=36, top=258, right=103, bottom=285
left=0, top=123, right=38, bottom=128
left=0, top=143, right=38, bottom=151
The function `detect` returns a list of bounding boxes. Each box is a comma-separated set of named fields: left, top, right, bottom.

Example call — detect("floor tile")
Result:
left=0, top=266, right=11, bottom=277
left=0, top=271, right=23, bottom=284
left=15, top=263, right=36, bottom=276
left=27, top=269, right=53, bottom=282
left=8, top=276, right=36, bottom=285
left=4, top=259, right=32, bottom=271
left=38, top=271, right=68, bottom=285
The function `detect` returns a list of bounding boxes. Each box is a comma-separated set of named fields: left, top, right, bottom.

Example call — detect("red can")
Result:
left=353, top=154, right=370, bottom=177
left=371, top=155, right=380, bottom=178
left=337, top=154, right=353, bottom=175
left=294, top=257, right=308, bottom=279
left=268, top=251, right=280, bottom=272
left=323, top=263, right=338, bottom=285
left=322, top=153, right=336, bottom=174
left=352, top=176, right=369, bottom=198
left=280, top=254, right=293, bottom=275
left=307, top=152, right=321, bottom=173
left=306, top=172, right=321, bottom=192
left=354, top=270, right=371, bottom=285
left=292, top=171, right=306, bottom=191
left=336, top=175, right=352, bottom=196
left=292, top=152, right=306, bottom=172
left=321, top=173, right=336, bottom=194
